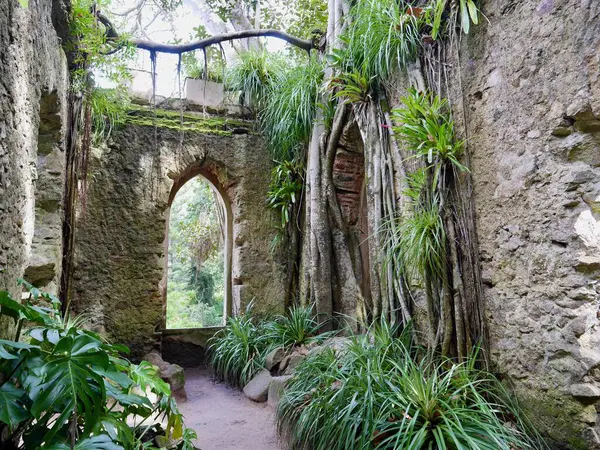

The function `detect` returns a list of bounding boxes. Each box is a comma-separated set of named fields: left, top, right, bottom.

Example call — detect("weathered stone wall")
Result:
left=0, top=0, right=69, bottom=336
left=71, top=111, right=285, bottom=357
left=448, top=1, right=600, bottom=447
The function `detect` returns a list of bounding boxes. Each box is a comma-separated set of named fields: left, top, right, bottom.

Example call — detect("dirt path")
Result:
left=179, top=367, right=283, bottom=450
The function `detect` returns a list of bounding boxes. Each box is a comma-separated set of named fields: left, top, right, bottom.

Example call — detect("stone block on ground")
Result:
left=143, top=350, right=169, bottom=371
left=268, top=375, right=292, bottom=409
left=161, top=363, right=186, bottom=392
left=265, top=346, right=287, bottom=371
left=243, top=369, right=272, bottom=402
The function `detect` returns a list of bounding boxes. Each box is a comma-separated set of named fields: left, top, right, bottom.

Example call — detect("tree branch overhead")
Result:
left=97, top=14, right=315, bottom=55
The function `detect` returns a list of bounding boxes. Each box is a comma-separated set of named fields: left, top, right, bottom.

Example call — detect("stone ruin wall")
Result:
left=444, top=0, right=600, bottom=447
left=2, top=0, right=600, bottom=446
left=0, top=0, right=69, bottom=335
left=70, top=119, right=286, bottom=358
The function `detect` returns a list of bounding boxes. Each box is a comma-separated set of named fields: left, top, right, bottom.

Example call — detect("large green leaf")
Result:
left=0, top=291, right=22, bottom=322
left=0, top=383, right=30, bottom=428
left=45, top=434, right=125, bottom=450
left=94, top=415, right=135, bottom=447
left=30, top=334, right=109, bottom=443
left=129, top=361, right=170, bottom=396
left=0, top=338, right=39, bottom=360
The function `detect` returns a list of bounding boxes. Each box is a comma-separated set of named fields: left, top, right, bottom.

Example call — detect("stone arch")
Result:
left=71, top=115, right=286, bottom=358
left=162, top=163, right=234, bottom=329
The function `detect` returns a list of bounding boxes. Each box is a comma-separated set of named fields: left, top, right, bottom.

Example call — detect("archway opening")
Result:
left=166, top=176, right=226, bottom=328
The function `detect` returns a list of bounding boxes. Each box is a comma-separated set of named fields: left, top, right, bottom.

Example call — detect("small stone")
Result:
left=267, top=375, right=292, bottom=409
left=570, top=383, right=600, bottom=399
left=243, top=369, right=272, bottom=402
left=567, top=317, right=588, bottom=337
left=527, top=130, right=540, bottom=139
left=552, top=126, right=573, bottom=137
left=143, top=350, right=169, bottom=371
left=575, top=255, right=600, bottom=273
left=265, top=347, right=286, bottom=371
left=161, top=363, right=185, bottom=392
left=283, top=352, right=306, bottom=375
left=580, top=405, right=598, bottom=424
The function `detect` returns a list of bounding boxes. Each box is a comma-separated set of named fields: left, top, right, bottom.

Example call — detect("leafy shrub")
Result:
left=0, top=281, right=196, bottom=450
left=277, top=321, right=545, bottom=450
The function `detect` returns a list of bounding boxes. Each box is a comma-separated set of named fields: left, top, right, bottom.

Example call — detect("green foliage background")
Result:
left=167, top=178, right=224, bottom=328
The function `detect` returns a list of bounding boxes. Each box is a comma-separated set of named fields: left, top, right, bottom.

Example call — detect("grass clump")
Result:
left=207, top=313, right=273, bottom=388
left=225, top=51, right=322, bottom=160
left=264, top=305, right=321, bottom=348
left=208, top=305, right=321, bottom=387
left=277, top=321, right=545, bottom=450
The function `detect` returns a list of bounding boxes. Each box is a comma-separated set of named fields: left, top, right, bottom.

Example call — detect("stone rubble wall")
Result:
left=448, top=1, right=600, bottom=447
left=71, top=119, right=285, bottom=357
left=0, top=0, right=69, bottom=336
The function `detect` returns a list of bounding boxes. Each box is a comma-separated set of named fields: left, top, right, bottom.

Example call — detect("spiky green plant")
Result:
left=277, top=321, right=545, bottom=450
left=260, top=59, right=323, bottom=160
left=332, top=0, right=423, bottom=82
left=264, top=306, right=322, bottom=348
left=225, top=50, right=284, bottom=108
left=393, top=88, right=467, bottom=173
left=207, top=313, right=274, bottom=387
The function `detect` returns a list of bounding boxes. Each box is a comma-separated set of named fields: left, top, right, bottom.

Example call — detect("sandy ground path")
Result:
left=179, top=367, right=283, bottom=450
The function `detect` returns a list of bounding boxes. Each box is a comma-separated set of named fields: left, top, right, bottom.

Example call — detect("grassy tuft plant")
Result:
left=88, top=87, right=130, bottom=143
left=277, top=321, right=545, bottom=450
left=208, top=305, right=327, bottom=387
left=225, top=50, right=284, bottom=108
left=264, top=306, right=321, bottom=348
left=333, top=0, right=423, bottom=82
left=260, top=59, right=323, bottom=160
left=394, top=197, right=446, bottom=281
left=207, top=312, right=273, bottom=387
left=226, top=51, right=322, bottom=160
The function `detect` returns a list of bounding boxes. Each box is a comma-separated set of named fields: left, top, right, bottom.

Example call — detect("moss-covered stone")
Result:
left=124, top=106, right=254, bottom=136
left=515, top=386, right=589, bottom=450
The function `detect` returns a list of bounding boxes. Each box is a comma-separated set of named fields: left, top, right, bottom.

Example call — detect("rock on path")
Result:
left=178, top=367, right=283, bottom=450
